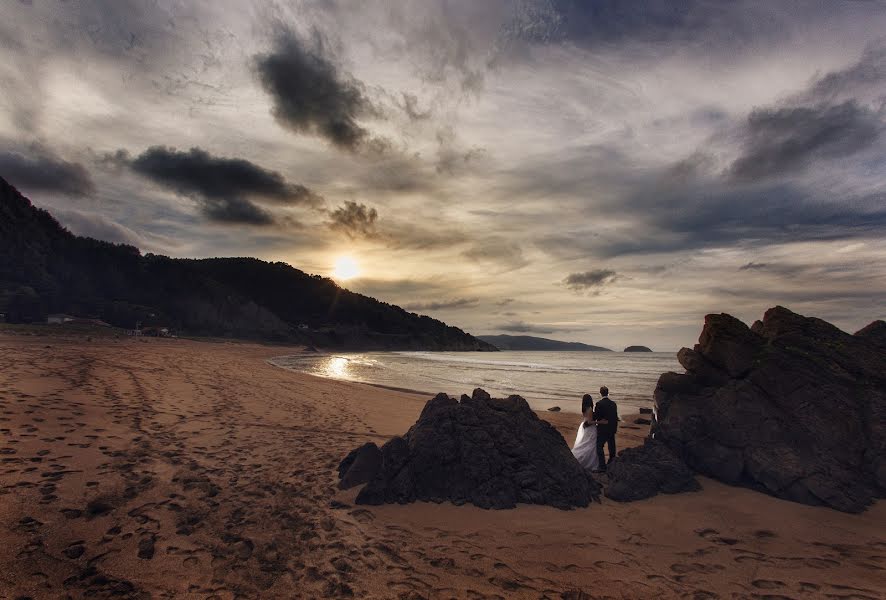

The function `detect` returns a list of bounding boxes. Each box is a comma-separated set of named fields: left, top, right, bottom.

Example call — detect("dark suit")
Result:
left=593, top=397, right=618, bottom=468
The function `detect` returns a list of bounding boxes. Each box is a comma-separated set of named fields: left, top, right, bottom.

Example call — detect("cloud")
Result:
left=728, top=101, right=882, bottom=181
left=807, top=39, right=886, bottom=103
left=495, top=320, right=569, bottom=334
left=328, top=201, right=378, bottom=238
left=739, top=262, right=768, bottom=270
left=564, top=269, right=619, bottom=290
left=499, top=0, right=789, bottom=53
left=462, top=237, right=527, bottom=269
left=0, top=144, right=94, bottom=196
left=255, top=28, right=377, bottom=151
left=52, top=208, right=179, bottom=252
left=398, top=92, right=432, bottom=121
left=404, top=297, right=480, bottom=311
left=126, top=146, right=322, bottom=225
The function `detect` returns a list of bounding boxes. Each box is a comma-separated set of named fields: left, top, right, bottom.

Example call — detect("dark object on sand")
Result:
left=605, top=439, right=700, bottom=502
left=339, top=389, right=601, bottom=509
left=338, top=443, right=383, bottom=490
left=634, top=417, right=651, bottom=425
left=639, top=407, right=653, bottom=414
left=623, top=345, right=652, bottom=352
left=547, top=406, right=561, bottom=412
left=653, top=306, right=886, bottom=513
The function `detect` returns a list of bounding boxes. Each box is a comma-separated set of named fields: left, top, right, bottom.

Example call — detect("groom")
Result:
left=593, top=385, right=618, bottom=471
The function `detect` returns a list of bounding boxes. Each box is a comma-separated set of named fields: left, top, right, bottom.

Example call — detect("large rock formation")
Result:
left=339, top=389, right=601, bottom=509
left=606, top=439, right=700, bottom=502
left=653, top=306, right=886, bottom=513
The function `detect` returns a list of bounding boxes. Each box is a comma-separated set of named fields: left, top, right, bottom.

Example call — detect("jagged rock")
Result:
left=547, top=406, right=561, bottom=412
left=653, top=306, right=886, bottom=513
left=338, top=443, right=383, bottom=490
left=606, top=439, right=700, bottom=502
left=624, top=345, right=652, bottom=352
left=347, top=389, right=601, bottom=509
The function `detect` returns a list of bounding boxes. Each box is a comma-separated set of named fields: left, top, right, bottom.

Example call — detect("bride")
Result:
left=572, top=393, right=600, bottom=473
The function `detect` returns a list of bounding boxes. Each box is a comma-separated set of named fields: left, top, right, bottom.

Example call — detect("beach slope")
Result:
left=1, top=332, right=883, bottom=598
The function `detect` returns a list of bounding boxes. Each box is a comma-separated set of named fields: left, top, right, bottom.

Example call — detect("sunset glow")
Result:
left=332, top=256, right=360, bottom=281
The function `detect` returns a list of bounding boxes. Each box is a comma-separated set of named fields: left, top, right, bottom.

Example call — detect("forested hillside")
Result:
left=0, top=177, right=495, bottom=350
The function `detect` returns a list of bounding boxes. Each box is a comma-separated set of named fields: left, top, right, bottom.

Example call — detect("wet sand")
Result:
left=1, top=331, right=884, bottom=599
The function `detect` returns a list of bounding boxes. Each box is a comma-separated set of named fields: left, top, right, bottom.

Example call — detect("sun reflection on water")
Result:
left=320, top=356, right=351, bottom=378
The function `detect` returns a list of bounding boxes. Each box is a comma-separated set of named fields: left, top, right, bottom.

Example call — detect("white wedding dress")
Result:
left=572, top=420, right=600, bottom=473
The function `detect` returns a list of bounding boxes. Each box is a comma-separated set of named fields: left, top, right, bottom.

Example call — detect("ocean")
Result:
left=269, top=351, right=681, bottom=414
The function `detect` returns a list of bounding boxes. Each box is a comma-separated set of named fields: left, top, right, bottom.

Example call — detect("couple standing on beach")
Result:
left=571, top=386, right=619, bottom=473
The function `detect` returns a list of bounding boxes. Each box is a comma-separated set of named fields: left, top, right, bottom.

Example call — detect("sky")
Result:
left=1, top=0, right=885, bottom=350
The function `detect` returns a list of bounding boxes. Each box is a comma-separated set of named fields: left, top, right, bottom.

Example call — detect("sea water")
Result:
left=269, top=351, right=681, bottom=414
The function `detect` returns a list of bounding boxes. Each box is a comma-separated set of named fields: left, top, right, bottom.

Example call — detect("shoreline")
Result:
left=1, top=332, right=883, bottom=598
left=267, top=350, right=661, bottom=416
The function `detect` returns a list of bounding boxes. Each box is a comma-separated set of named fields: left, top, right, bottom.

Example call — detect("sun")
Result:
left=332, top=255, right=360, bottom=281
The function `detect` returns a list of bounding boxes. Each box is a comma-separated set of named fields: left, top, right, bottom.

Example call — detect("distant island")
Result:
left=478, top=335, right=611, bottom=351
left=624, top=345, right=653, bottom=352
left=0, top=177, right=495, bottom=351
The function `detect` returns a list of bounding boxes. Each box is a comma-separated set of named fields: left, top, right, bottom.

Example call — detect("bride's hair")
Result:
left=581, top=393, right=594, bottom=415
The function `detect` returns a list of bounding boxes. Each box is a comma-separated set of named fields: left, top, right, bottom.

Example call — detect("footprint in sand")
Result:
left=752, top=579, right=785, bottom=590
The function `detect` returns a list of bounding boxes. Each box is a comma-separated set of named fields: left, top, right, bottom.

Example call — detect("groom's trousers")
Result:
left=596, top=430, right=616, bottom=469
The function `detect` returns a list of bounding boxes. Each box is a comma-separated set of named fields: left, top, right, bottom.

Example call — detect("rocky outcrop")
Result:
left=337, top=443, right=382, bottom=490
left=606, top=439, right=700, bottom=502
left=624, top=345, right=652, bottom=352
left=653, top=306, right=886, bottom=513
left=339, top=389, right=601, bottom=509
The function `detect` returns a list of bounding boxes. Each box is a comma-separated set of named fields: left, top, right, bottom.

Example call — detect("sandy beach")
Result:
left=1, top=331, right=884, bottom=599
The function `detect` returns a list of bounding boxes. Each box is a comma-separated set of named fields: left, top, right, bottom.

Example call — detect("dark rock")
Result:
left=337, top=443, right=383, bottom=490
left=605, top=439, right=700, bottom=502
left=624, top=345, right=652, bottom=352
left=350, top=389, right=601, bottom=509
left=547, top=406, right=561, bottom=412
left=634, top=418, right=651, bottom=425
left=639, top=407, right=653, bottom=414
left=653, top=306, right=886, bottom=513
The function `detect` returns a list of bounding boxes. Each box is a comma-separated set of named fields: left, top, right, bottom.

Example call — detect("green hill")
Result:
left=0, top=176, right=495, bottom=351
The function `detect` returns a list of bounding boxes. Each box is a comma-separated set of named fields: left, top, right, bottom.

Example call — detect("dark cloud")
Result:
left=739, top=262, right=768, bottom=271
left=328, top=201, right=378, bottom=238
left=126, top=146, right=322, bottom=225
left=499, top=1, right=880, bottom=56
left=500, top=0, right=790, bottom=53
left=404, top=297, right=479, bottom=311
left=563, top=269, right=618, bottom=290
left=728, top=101, right=882, bottom=181
left=255, top=28, right=376, bottom=151
left=0, top=145, right=94, bottom=196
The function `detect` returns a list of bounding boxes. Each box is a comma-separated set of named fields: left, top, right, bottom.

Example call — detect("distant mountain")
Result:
left=624, top=345, right=653, bottom=352
left=0, top=177, right=495, bottom=351
left=478, top=334, right=611, bottom=351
